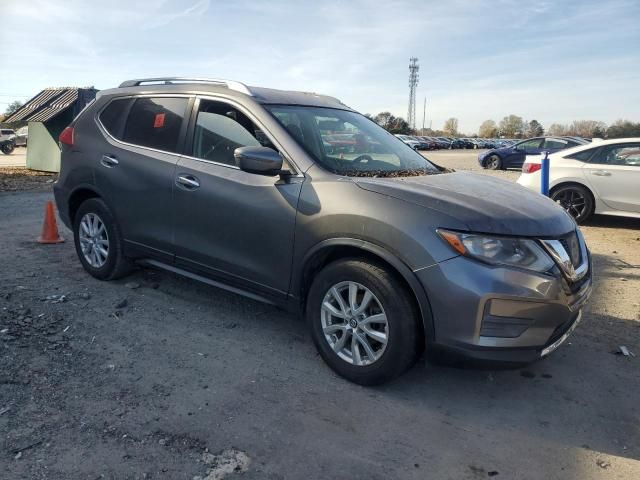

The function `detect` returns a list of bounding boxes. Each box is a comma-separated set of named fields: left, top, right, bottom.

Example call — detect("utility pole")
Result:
left=407, top=57, right=419, bottom=131
left=422, top=96, right=426, bottom=134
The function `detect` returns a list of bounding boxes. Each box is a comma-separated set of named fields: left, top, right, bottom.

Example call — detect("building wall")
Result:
left=26, top=121, right=61, bottom=172
left=26, top=111, right=73, bottom=172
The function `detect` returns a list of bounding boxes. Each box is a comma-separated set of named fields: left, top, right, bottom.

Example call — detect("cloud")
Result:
left=143, top=0, right=211, bottom=29
left=0, top=0, right=638, bottom=132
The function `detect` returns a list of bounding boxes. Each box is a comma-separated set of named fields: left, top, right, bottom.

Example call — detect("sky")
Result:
left=1, top=0, right=638, bottom=133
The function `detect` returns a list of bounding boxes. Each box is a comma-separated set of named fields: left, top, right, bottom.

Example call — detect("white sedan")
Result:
left=517, top=138, right=640, bottom=223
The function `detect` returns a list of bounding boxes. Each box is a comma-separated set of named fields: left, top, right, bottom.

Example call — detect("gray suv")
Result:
left=54, top=77, right=592, bottom=385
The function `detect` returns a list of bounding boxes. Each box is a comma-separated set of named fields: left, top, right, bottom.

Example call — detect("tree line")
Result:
left=364, top=111, right=640, bottom=139
left=3, top=100, right=639, bottom=140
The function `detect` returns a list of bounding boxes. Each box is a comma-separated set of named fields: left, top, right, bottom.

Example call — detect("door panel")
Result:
left=93, top=96, right=191, bottom=259
left=583, top=143, right=640, bottom=213
left=172, top=97, right=302, bottom=298
left=95, top=144, right=179, bottom=259
left=172, top=159, right=302, bottom=296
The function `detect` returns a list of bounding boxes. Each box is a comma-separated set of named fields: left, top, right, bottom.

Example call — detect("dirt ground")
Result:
left=1, top=155, right=639, bottom=479
left=0, top=167, right=57, bottom=192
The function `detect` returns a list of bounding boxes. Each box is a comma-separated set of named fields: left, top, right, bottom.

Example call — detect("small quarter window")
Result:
left=122, top=97, right=188, bottom=153
left=567, top=149, right=596, bottom=162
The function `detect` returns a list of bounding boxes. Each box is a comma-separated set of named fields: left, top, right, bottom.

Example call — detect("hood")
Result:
left=480, top=146, right=506, bottom=157
left=354, top=171, right=576, bottom=237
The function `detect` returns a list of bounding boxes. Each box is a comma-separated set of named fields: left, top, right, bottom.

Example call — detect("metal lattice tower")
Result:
left=407, top=57, right=419, bottom=130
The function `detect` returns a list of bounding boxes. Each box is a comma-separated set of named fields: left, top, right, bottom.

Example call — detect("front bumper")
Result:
left=416, top=253, right=592, bottom=363
left=477, top=152, right=489, bottom=166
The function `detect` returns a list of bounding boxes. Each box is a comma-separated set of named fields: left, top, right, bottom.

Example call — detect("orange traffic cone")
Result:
left=37, top=201, right=65, bottom=244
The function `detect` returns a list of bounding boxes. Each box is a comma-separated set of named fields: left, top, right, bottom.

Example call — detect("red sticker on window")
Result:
left=153, top=113, right=165, bottom=128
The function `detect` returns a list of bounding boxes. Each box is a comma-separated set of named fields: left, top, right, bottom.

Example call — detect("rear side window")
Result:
left=590, top=143, right=640, bottom=166
left=122, top=97, right=188, bottom=153
left=542, top=138, right=569, bottom=150
left=99, top=98, right=130, bottom=140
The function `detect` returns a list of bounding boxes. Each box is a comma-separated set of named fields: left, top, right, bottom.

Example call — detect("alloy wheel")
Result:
left=487, top=155, right=500, bottom=169
left=552, top=189, right=586, bottom=219
left=79, top=213, right=109, bottom=268
left=320, top=281, right=388, bottom=366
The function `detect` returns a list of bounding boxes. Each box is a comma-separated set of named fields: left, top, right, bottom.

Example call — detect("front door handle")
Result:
left=176, top=174, right=200, bottom=189
left=100, top=155, right=119, bottom=168
left=590, top=170, right=611, bottom=176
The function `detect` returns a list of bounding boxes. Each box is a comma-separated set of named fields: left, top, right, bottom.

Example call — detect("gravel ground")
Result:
left=423, top=149, right=521, bottom=181
left=0, top=167, right=57, bottom=192
left=1, top=161, right=639, bottom=479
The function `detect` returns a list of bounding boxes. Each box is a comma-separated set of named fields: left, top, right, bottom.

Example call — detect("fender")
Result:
left=54, top=182, right=104, bottom=228
left=291, top=237, right=436, bottom=342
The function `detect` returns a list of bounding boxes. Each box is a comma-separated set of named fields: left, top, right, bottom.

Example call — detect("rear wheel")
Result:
left=307, top=259, right=421, bottom=385
left=550, top=184, right=594, bottom=224
left=485, top=154, right=502, bottom=170
left=73, top=198, right=133, bottom=280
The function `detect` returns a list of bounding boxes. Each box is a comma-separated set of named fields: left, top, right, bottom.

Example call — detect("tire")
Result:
left=73, top=198, right=133, bottom=280
left=1, top=143, right=15, bottom=155
left=485, top=154, right=502, bottom=170
left=306, top=259, right=421, bottom=385
left=550, top=184, right=594, bottom=224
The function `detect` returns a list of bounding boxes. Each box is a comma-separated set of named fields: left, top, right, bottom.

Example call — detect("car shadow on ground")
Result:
left=134, top=255, right=640, bottom=466
left=584, top=214, right=640, bottom=230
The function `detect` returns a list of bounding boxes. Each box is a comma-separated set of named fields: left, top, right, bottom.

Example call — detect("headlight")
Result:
left=437, top=229, right=554, bottom=273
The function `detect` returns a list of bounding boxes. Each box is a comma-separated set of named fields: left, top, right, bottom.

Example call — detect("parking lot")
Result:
left=1, top=152, right=639, bottom=479
left=0, top=146, right=27, bottom=168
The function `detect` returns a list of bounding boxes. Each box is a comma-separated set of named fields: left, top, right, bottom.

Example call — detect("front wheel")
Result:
left=307, top=259, right=421, bottom=385
left=550, top=184, right=594, bottom=224
left=485, top=154, right=502, bottom=170
left=1, top=143, right=15, bottom=155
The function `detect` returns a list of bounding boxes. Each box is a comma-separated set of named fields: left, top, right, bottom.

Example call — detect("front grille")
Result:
left=559, top=232, right=581, bottom=268
left=541, top=229, right=589, bottom=286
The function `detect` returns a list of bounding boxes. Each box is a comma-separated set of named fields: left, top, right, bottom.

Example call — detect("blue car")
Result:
left=478, top=136, right=588, bottom=170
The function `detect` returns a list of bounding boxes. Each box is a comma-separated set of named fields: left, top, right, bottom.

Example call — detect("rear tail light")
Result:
left=59, top=126, right=74, bottom=146
left=522, top=162, right=541, bottom=174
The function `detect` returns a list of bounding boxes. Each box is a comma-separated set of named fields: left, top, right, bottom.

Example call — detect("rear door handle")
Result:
left=100, top=155, right=119, bottom=168
left=590, top=170, right=611, bottom=176
left=176, top=174, right=200, bottom=189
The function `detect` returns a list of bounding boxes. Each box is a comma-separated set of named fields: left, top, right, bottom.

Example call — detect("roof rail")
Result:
left=118, top=77, right=253, bottom=96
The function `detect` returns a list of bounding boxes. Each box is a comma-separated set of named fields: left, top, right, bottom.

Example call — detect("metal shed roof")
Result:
left=5, top=87, right=94, bottom=123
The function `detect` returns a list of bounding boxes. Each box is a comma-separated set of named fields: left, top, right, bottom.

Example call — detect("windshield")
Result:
left=266, top=105, right=440, bottom=177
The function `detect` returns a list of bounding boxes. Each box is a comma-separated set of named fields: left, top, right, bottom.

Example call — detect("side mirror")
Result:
left=234, top=146, right=284, bottom=176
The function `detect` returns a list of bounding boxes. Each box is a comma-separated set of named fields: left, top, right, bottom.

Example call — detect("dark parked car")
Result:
left=54, top=77, right=591, bottom=385
left=0, top=129, right=16, bottom=154
left=459, top=138, right=475, bottom=149
left=417, top=136, right=439, bottom=150
left=478, top=136, right=588, bottom=170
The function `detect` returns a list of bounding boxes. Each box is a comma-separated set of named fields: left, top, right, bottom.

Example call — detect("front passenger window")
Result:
left=192, top=101, right=272, bottom=166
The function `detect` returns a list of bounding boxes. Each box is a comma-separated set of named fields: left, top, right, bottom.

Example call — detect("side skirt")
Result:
left=137, top=258, right=284, bottom=308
